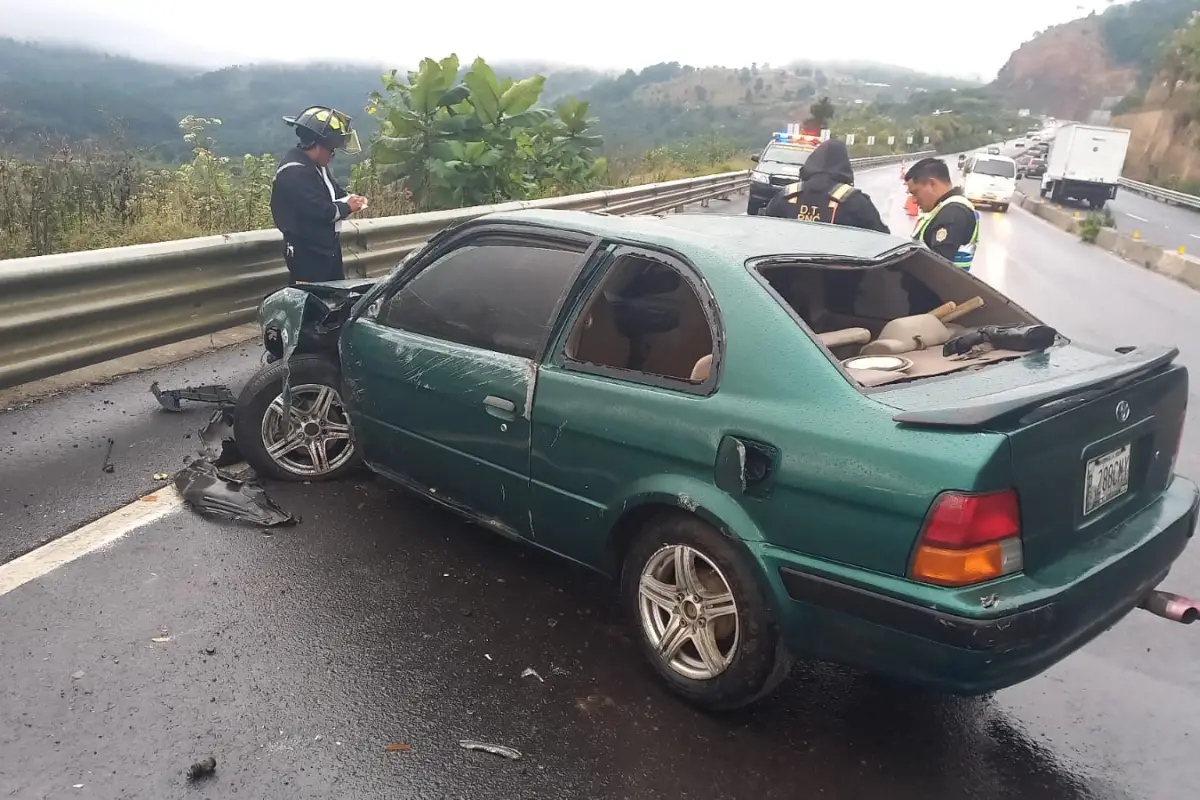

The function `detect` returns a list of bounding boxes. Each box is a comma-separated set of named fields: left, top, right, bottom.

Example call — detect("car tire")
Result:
left=620, top=512, right=793, bottom=711
left=746, top=201, right=762, bottom=216
left=232, top=354, right=362, bottom=482
left=999, top=204, right=1010, bottom=213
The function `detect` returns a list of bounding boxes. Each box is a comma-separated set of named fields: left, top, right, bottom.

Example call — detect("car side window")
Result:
left=562, top=252, right=718, bottom=388
left=377, top=240, right=584, bottom=360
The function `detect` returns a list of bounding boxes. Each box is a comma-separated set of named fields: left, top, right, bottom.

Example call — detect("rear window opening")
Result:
left=756, top=249, right=1048, bottom=387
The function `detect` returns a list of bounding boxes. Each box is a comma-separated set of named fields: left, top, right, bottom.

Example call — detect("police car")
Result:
left=747, top=131, right=821, bottom=215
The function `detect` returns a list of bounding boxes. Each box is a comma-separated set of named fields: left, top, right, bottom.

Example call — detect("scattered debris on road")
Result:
left=458, top=740, right=522, bottom=761
left=101, top=438, right=115, bottom=473
left=521, top=667, right=544, bottom=683
left=186, top=756, right=217, bottom=781
left=174, top=460, right=296, bottom=527
left=384, top=743, right=411, bottom=752
left=153, top=472, right=170, bottom=481
left=198, top=408, right=242, bottom=467
left=71, top=670, right=85, bottom=680
left=151, top=382, right=236, bottom=413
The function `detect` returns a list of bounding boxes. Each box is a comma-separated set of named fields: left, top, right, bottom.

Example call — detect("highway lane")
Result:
left=993, top=139, right=1200, bottom=252
left=3, top=160, right=1200, bottom=798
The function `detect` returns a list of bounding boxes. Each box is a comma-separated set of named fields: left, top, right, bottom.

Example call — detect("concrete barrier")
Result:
left=1013, top=190, right=1200, bottom=292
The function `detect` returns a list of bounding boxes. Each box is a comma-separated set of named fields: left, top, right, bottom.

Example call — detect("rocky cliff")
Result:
left=990, top=16, right=1138, bottom=120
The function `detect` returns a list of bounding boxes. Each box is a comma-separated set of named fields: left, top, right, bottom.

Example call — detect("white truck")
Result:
left=1039, top=123, right=1131, bottom=209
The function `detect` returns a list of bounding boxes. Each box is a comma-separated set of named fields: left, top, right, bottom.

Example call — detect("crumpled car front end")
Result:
left=258, top=279, right=378, bottom=364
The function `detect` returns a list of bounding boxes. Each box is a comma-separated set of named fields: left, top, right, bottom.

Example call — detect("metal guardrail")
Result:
left=0, top=151, right=927, bottom=391
left=1118, top=177, right=1200, bottom=211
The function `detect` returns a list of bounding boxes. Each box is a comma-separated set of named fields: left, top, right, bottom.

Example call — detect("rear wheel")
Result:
left=620, top=512, right=792, bottom=710
left=232, top=354, right=361, bottom=482
left=746, top=199, right=763, bottom=216
left=999, top=203, right=1010, bottom=213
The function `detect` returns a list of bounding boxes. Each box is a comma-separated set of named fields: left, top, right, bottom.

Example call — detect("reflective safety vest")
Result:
left=782, top=182, right=856, bottom=225
left=912, top=194, right=980, bottom=271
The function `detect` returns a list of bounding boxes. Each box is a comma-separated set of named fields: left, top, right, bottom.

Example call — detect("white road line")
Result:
left=1125, top=213, right=1148, bottom=222
left=0, top=486, right=183, bottom=597
left=1190, top=234, right=1200, bottom=241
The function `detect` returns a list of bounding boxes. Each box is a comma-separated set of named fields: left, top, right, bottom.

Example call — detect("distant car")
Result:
left=1025, top=157, right=1047, bottom=178
left=1016, top=156, right=1032, bottom=178
left=237, top=208, right=1198, bottom=710
left=987, top=146, right=1001, bottom=155
left=963, top=154, right=1018, bottom=211
left=1013, top=139, right=1027, bottom=148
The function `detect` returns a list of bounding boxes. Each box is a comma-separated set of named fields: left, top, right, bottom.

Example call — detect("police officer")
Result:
left=762, top=140, right=889, bottom=233
left=271, top=106, right=369, bottom=284
left=904, top=157, right=980, bottom=270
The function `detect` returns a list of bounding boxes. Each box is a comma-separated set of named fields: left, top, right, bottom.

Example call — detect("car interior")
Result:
left=563, top=250, right=1046, bottom=390
left=564, top=254, right=715, bottom=384
left=757, top=250, right=1043, bottom=386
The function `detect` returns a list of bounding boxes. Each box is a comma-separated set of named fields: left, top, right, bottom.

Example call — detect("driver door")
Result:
left=339, top=228, right=592, bottom=538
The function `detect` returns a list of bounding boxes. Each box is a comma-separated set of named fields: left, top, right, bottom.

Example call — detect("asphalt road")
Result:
left=3, top=160, right=1200, bottom=799
left=994, top=140, right=1200, bottom=252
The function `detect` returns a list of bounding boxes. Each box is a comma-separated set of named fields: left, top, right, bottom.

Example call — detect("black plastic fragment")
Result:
left=198, top=408, right=243, bottom=467
left=151, top=381, right=236, bottom=412
left=174, top=460, right=296, bottom=527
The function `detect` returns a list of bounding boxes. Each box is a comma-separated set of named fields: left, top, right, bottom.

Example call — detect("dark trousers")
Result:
left=284, top=237, right=345, bottom=284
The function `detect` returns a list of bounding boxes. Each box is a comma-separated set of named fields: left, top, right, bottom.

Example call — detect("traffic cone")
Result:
left=905, top=194, right=919, bottom=217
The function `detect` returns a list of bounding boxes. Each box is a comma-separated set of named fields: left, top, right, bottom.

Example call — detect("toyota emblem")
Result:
left=1116, top=400, right=1131, bottom=422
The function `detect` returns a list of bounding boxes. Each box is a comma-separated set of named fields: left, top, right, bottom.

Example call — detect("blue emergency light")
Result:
left=772, top=131, right=821, bottom=146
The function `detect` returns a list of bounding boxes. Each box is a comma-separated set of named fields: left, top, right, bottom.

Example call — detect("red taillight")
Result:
left=910, top=490, right=1023, bottom=587
left=921, top=491, right=1020, bottom=547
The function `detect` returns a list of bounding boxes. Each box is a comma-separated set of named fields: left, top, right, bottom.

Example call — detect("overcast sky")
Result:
left=1, top=0, right=1116, bottom=81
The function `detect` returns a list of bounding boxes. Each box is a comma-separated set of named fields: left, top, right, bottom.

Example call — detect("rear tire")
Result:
left=746, top=200, right=763, bottom=216
left=999, top=204, right=1010, bottom=213
left=620, top=512, right=793, bottom=711
left=233, top=354, right=361, bottom=482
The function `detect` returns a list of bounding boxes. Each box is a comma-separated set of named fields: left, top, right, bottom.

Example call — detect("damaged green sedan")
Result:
left=235, top=209, right=1200, bottom=710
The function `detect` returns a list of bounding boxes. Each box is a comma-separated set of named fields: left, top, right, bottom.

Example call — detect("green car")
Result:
left=235, top=209, right=1199, bottom=710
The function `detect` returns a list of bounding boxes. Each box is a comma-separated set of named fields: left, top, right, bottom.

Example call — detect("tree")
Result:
left=744, top=88, right=753, bottom=102
left=814, top=68, right=828, bottom=89
left=808, top=96, right=836, bottom=128
left=368, top=55, right=604, bottom=210
left=754, top=77, right=764, bottom=92
left=694, top=85, right=708, bottom=102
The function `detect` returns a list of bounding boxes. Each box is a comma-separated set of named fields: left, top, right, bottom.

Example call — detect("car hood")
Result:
left=757, top=161, right=802, bottom=177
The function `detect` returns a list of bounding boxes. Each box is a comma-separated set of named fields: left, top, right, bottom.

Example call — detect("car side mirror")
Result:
left=750, top=154, right=760, bottom=162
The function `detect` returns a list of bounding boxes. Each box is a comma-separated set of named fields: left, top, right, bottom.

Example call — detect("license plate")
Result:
left=1083, top=444, right=1132, bottom=516
left=984, top=193, right=996, bottom=199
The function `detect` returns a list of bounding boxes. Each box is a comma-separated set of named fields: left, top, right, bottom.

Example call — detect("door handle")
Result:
left=483, top=395, right=516, bottom=413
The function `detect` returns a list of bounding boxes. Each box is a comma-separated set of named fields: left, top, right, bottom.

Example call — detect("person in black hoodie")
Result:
left=762, top=140, right=889, bottom=233
left=270, top=106, right=369, bottom=284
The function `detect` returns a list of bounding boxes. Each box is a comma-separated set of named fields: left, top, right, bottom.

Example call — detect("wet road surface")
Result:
left=2, top=161, right=1200, bottom=799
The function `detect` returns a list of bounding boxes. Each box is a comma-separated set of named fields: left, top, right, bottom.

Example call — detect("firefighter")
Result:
left=270, top=106, right=369, bottom=284
left=762, top=140, right=889, bottom=233
left=904, top=157, right=980, bottom=270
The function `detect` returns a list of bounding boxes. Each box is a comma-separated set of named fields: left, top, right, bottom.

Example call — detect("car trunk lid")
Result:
left=874, top=344, right=1188, bottom=569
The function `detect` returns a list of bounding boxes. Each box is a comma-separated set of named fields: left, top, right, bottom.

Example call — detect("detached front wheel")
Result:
left=620, top=513, right=792, bottom=710
left=233, top=354, right=361, bottom=481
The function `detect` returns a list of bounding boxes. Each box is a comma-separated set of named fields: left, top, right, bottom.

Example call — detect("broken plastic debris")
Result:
left=151, top=382, right=235, bottom=413
left=71, top=670, right=85, bottom=680
left=458, top=740, right=522, bottom=760
left=151, top=635, right=172, bottom=643
left=101, top=438, right=115, bottom=473
left=521, top=668, right=544, bottom=683
left=384, top=743, right=411, bottom=752
left=174, top=460, right=296, bottom=527
left=186, top=756, right=217, bottom=781
left=153, top=472, right=170, bottom=481
left=198, top=408, right=242, bottom=467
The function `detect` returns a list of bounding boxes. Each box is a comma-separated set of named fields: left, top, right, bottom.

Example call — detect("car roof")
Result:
left=973, top=154, right=1017, bottom=164
left=475, top=209, right=913, bottom=265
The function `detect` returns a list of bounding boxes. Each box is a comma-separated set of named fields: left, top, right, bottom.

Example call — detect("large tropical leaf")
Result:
left=499, top=76, right=546, bottom=116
